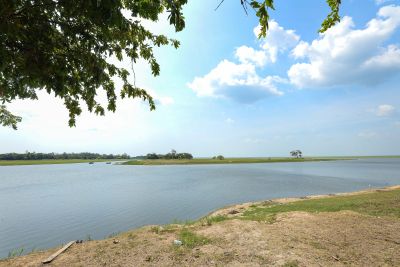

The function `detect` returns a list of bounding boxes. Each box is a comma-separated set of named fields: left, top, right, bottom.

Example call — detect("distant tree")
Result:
left=216, top=155, right=225, bottom=160
left=146, top=153, right=159, bottom=160
left=177, top=152, right=193, bottom=159
left=148, top=150, right=192, bottom=160
left=297, top=150, right=303, bottom=158
left=290, top=150, right=303, bottom=158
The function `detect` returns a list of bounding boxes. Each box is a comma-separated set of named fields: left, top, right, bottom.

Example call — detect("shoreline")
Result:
left=122, top=157, right=340, bottom=165
left=2, top=155, right=399, bottom=166
left=2, top=185, right=400, bottom=266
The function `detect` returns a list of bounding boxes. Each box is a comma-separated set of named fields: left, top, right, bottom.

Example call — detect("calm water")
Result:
left=1, top=158, right=400, bottom=258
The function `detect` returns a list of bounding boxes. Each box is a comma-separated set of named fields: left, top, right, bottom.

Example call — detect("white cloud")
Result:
left=187, top=60, right=284, bottom=102
left=254, top=21, right=300, bottom=63
left=288, top=5, right=400, bottom=88
left=188, top=20, right=297, bottom=102
left=376, top=104, right=395, bottom=116
left=235, top=46, right=268, bottom=67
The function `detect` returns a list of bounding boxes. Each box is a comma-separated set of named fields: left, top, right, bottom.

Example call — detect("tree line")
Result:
left=144, top=150, right=193, bottom=160
left=0, top=152, right=130, bottom=161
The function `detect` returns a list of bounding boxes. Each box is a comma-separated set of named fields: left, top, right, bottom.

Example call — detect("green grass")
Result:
left=205, top=215, right=228, bottom=225
left=178, top=229, right=211, bottom=248
left=122, top=157, right=338, bottom=166
left=282, top=260, right=299, bottom=267
left=0, top=159, right=115, bottom=166
left=241, top=189, right=400, bottom=221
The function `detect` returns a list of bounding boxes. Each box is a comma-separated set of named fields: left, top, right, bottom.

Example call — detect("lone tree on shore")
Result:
left=290, top=150, right=303, bottom=158
left=0, top=0, right=341, bottom=129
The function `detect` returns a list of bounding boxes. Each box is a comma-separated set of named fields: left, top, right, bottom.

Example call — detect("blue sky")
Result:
left=1, top=0, right=400, bottom=157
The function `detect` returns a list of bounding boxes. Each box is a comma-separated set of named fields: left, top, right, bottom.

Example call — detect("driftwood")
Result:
left=42, top=241, right=75, bottom=264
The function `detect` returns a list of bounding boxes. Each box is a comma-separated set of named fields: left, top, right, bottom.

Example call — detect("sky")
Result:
left=1, top=0, right=400, bottom=157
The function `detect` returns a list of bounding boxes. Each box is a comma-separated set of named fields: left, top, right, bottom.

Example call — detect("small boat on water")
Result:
left=89, top=162, right=94, bottom=164
left=106, top=162, right=111, bottom=164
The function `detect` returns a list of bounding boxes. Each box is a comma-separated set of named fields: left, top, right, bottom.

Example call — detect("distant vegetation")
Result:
left=290, top=150, right=303, bottom=158
left=212, top=155, right=225, bottom=160
left=143, top=150, right=193, bottom=160
left=0, top=152, right=130, bottom=161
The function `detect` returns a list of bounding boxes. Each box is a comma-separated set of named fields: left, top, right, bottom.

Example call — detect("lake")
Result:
left=1, top=158, right=400, bottom=258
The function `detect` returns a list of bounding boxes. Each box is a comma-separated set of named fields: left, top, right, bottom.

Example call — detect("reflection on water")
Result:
left=0, top=158, right=399, bottom=257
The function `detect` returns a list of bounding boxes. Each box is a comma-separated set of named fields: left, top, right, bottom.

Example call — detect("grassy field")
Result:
left=122, top=157, right=338, bottom=165
left=0, top=159, right=115, bottom=166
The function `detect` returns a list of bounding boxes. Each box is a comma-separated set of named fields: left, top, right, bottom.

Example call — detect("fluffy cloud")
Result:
left=254, top=21, right=300, bottom=63
left=235, top=46, right=268, bottom=67
left=376, top=104, right=396, bottom=116
left=187, top=60, right=284, bottom=102
left=188, top=21, right=297, bottom=102
left=233, top=21, right=299, bottom=66
left=189, top=5, right=400, bottom=101
left=289, top=5, right=400, bottom=88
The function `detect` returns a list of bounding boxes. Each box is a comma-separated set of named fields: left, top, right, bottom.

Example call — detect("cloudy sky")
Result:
left=1, top=0, right=400, bottom=157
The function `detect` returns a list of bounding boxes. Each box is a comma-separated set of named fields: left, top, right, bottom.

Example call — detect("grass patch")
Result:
left=178, top=229, right=210, bottom=248
left=202, top=215, right=228, bottom=226
left=241, top=189, right=400, bottom=221
left=282, top=260, right=299, bottom=267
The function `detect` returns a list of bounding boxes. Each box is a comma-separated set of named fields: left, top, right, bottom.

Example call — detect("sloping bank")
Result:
left=2, top=186, right=400, bottom=266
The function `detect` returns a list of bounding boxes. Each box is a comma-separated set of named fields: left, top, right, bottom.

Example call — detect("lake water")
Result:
left=1, top=158, right=400, bottom=258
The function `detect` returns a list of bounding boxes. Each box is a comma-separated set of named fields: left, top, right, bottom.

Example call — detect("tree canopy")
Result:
left=0, top=0, right=341, bottom=129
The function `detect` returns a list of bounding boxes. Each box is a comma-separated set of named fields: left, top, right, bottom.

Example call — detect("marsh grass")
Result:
left=178, top=229, right=210, bottom=249
left=202, top=215, right=228, bottom=226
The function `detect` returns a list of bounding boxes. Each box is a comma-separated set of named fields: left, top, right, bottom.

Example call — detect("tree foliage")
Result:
left=0, top=0, right=341, bottom=129
left=290, top=150, right=303, bottom=158
left=145, top=150, right=193, bottom=160
left=0, top=0, right=186, bottom=128
left=0, top=104, right=22, bottom=130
